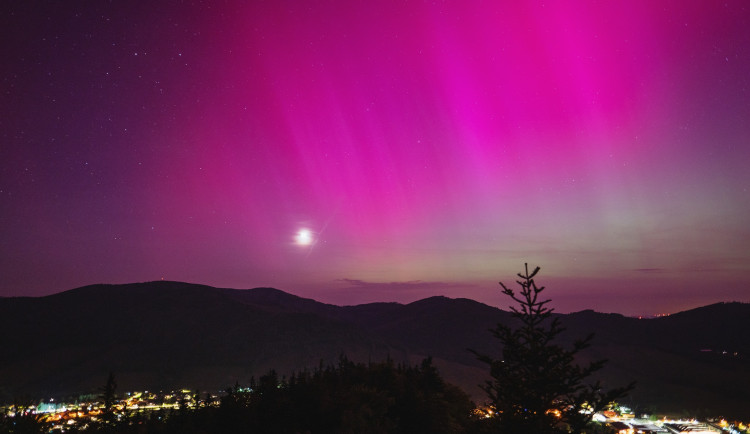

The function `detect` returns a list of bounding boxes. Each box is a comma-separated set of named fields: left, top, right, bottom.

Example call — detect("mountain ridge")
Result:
left=1, top=281, right=748, bottom=419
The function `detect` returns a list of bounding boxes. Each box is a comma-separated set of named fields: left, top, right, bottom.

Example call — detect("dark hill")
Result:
left=1, top=282, right=748, bottom=419
left=0, top=282, right=393, bottom=401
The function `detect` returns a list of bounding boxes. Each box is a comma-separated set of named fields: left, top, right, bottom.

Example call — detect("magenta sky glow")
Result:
left=1, top=1, right=749, bottom=315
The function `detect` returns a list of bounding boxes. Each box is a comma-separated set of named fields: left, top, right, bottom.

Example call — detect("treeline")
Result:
left=209, top=357, right=476, bottom=434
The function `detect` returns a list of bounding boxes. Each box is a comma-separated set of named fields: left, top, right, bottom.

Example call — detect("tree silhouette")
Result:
left=472, top=264, right=633, bottom=433
left=98, top=371, right=118, bottom=426
left=210, top=356, right=475, bottom=433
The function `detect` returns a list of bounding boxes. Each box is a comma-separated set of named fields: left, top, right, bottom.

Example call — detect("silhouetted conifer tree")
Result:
left=99, top=371, right=118, bottom=426
left=471, top=264, right=633, bottom=433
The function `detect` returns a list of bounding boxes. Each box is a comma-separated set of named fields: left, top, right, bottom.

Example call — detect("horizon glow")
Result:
left=1, top=1, right=749, bottom=315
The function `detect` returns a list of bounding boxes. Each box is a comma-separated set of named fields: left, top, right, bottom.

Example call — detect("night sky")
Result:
left=2, top=1, right=749, bottom=315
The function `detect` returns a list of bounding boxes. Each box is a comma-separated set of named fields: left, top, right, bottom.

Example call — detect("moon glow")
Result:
left=295, top=228, right=313, bottom=246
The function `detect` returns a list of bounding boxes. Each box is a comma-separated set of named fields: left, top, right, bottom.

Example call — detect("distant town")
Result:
left=2, top=389, right=749, bottom=433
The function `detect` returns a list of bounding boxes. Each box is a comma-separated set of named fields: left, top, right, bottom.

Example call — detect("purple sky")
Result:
left=1, top=1, right=749, bottom=315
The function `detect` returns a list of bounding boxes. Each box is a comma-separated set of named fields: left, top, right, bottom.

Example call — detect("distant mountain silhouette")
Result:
left=1, top=281, right=748, bottom=419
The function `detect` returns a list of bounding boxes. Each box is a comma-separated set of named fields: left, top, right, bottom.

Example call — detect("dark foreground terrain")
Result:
left=1, top=281, right=748, bottom=419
